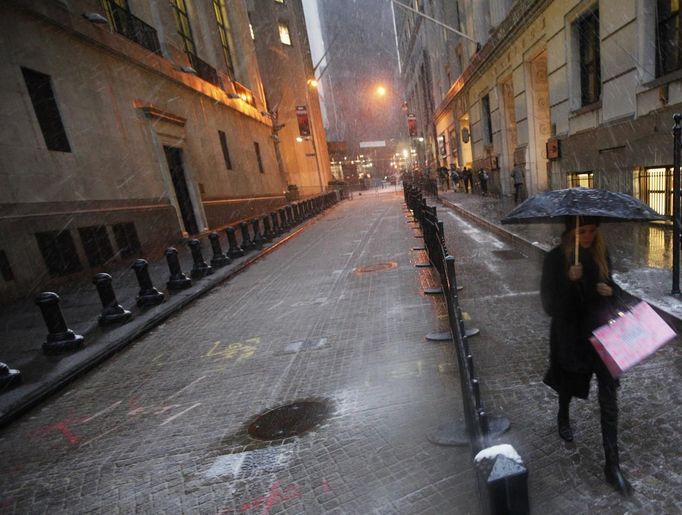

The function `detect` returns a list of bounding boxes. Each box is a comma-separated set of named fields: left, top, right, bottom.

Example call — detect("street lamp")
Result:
left=375, top=85, right=387, bottom=97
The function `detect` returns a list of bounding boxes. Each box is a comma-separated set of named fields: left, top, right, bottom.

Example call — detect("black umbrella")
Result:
left=501, top=187, right=665, bottom=264
left=501, top=187, right=665, bottom=224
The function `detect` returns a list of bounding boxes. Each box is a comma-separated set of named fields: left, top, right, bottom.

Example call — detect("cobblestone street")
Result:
left=0, top=191, right=477, bottom=514
left=0, top=189, right=680, bottom=514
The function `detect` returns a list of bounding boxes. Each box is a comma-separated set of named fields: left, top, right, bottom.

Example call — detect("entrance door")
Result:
left=163, top=146, right=199, bottom=235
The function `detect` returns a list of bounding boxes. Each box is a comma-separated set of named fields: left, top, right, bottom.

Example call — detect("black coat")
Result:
left=540, top=245, right=621, bottom=398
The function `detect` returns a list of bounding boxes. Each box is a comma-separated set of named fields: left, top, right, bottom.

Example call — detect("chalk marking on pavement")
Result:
left=165, top=375, right=207, bottom=401
left=470, top=290, right=540, bottom=302
left=81, top=401, right=122, bottom=423
left=159, top=402, right=201, bottom=426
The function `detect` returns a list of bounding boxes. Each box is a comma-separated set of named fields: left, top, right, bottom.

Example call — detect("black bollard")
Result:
left=270, top=211, right=281, bottom=236
left=225, top=227, right=245, bottom=258
left=36, top=292, right=85, bottom=353
left=262, top=215, right=274, bottom=241
left=208, top=232, right=231, bottom=268
left=165, top=247, right=192, bottom=290
left=188, top=239, right=213, bottom=278
left=251, top=219, right=265, bottom=249
left=240, top=221, right=255, bottom=251
left=280, top=207, right=290, bottom=230
left=93, top=273, right=132, bottom=326
left=0, top=362, right=21, bottom=390
left=132, top=259, right=165, bottom=307
left=287, top=205, right=296, bottom=226
left=293, top=204, right=301, bottom=223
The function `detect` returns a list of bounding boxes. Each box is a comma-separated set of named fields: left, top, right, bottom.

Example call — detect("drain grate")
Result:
left=492, top=249, right=526, bottom=260
left=354, top=261, right=398, bottom=274
left=248, top=400, right=331, bottom=441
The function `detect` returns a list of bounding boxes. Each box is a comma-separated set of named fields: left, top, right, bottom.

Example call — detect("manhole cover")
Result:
left=492, top=250, right=525, bottom=260
left=248, top=400, right=331, bottom=441
left=354, top=261, right=398, bottom=274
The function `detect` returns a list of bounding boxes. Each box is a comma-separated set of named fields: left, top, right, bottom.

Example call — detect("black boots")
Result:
left=558, top=396, right=573, bottom=442
left=557, top=413, right=574, bottom=442
left=604, top=460, right=633, bottom=497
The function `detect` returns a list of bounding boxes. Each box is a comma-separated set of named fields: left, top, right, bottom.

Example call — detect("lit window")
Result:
left=567, top=172, right=593, bottom=188
left=278, top=22, right=292, bottom=46
left=275, top=0, right=285, bottom=3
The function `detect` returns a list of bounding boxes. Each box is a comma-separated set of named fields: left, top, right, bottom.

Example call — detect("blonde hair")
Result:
left=562, top=227, right=609, bottom=281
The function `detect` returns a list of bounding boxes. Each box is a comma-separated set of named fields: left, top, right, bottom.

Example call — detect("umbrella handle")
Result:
left=574, top=217, right=579, bottom=266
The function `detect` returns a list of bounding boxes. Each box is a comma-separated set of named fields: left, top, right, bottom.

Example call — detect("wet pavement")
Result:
left=0, top=187, right=680, bottom=513
left=433, top=190, right=682, bottom=513
left=0, top=189, right=478, bottom=514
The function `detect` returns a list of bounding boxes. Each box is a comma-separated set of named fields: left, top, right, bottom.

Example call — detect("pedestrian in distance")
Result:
left=437, top=161, right=449, bottom=191
left=478, top=168, right=489, bottom=196
left=511, top=165, right=524, bottom=203
left=540, top=216, right=633, bottom=497
left=450, top=165, right=460, bottom=191
left=461, top=167, right=471, bottom=193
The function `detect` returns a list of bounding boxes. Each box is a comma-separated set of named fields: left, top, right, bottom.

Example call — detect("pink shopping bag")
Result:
left=590, top=301, right=676, bottom=378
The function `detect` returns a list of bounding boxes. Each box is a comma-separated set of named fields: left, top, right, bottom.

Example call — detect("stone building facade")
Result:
left=247, top=0, right=332, bottom=198
left=407, top=0, right=682, bottom=207
left=0, top=0, right=302, bottom=301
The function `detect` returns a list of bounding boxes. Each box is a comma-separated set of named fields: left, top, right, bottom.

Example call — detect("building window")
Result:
left=218, top=130, right=232, bottom=169
left=21, top=67, right=71, bottom=153
left=634, top=167, right=673, bottom=216
left=568, top=172, right=593, bottom=188
left=254, top=142, right=265, bottom=173
left=169, top=0, right=197, bottom=55
left=212, top=0, right=235, bottom=78
left=278, top=22, right=292, bottom=46
left=78, top=225, right=114, bottom=267
left=577, top=8, right=600, bottom=106
left=656, top=0, right=682, bottom=76
left=481, top=94, right=493, bottom=145
left=35, top=230, right=82, bottom=277
left=275, top=0, right=285, bottom=3
left=112, top=222, right=141, bottom=258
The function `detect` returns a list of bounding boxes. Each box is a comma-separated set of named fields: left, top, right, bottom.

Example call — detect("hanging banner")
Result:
left=296, top=105, right=310, bottom=137
left=407, top=113, right=417, bottom=137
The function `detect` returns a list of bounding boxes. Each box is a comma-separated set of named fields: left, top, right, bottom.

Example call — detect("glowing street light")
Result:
left=375, top=85, right=387, bottom=97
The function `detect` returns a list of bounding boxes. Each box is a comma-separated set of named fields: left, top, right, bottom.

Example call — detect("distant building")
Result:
left=0, top=0, right=288, bottom=301
left=246, top=0, right=332, bottom=197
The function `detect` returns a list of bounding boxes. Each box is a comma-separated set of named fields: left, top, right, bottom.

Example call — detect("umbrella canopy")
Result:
left=501, top=187, right=665, bottom=224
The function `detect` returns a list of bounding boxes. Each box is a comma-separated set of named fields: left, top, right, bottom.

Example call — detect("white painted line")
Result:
left=165, top=375, right=207, bottom=401
left=159, top=402, right=201, bottom=426
left=81, top=401, right=122, bottom=423
left=79, top=426, right=119, bottom=447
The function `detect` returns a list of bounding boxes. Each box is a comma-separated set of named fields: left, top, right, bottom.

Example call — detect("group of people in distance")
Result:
left=436, top=162, right=525, bottom=201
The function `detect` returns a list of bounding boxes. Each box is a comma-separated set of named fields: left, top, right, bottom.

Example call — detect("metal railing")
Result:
left=107, top=1, right=162, bottom=55
left=404, top=181, right=530, bottom=515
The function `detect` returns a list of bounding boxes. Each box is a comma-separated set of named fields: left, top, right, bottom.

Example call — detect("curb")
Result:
left=0, top=204, right=341, bottom=428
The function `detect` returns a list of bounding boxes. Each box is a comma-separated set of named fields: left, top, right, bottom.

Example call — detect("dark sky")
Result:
left=316, top=0, right=405, bottom=152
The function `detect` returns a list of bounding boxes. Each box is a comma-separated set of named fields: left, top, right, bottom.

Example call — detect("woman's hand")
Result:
left=568, top=264, right=583, bottom=281
left=596, top=282, right=613, bottom=296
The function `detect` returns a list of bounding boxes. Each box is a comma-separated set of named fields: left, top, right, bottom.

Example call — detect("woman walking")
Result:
left=540, top=216, right=633, bottom=497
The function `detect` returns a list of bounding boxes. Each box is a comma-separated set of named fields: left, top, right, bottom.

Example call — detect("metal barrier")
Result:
left=404, top=181, right=529, bottom=515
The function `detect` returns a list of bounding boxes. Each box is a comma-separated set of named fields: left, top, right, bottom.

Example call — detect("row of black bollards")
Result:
left=403, top=181, right=527, bottom=515
left=22, top=192, right=340, bottom=370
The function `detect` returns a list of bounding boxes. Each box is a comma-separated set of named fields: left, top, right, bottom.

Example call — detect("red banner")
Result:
left=407, top=113, right=417, bottom=137
left=296, top=105, right=310, bottom=137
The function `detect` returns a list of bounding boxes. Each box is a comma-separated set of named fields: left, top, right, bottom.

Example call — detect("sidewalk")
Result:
left=430, top=191, right=682, bottom=513
left=438, top=190, right=682, bottom=324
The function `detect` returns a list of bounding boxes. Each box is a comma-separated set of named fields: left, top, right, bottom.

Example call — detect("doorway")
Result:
left=163, top=146, right=199, bottom=235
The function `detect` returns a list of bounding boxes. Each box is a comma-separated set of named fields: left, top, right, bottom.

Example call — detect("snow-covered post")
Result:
left=474, top=444, right=529, bottom=515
